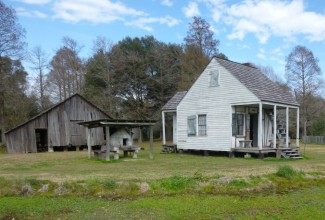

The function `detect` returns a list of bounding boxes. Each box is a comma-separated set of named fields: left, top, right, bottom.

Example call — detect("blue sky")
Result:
left=4, top=0, right=325, bottom=81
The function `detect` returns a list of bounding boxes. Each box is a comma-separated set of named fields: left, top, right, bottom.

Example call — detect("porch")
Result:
left=231, top=101, right=300, bottom=149
left=230, top=146, right=302, bottom=159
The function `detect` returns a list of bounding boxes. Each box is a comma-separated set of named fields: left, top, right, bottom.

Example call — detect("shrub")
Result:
left=276, top=165, right=300, bottom=179
left=154, top=176, right=195, bottom=192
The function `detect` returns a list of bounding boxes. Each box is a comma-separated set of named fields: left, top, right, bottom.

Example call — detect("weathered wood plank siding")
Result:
left=177, top=59, right=260, bottom=151
left=303, top=136, right=325, bottom=144
left=5, top=94, right=110, bottom=153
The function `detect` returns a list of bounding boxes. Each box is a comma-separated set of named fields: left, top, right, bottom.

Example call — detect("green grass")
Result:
left=1, top=184, right=325, bottom=219
left=0, top=146, right=6, bottom=154
left=0, top=142, right=325, bottom=219
left=0, top=142, right=324, bottom=182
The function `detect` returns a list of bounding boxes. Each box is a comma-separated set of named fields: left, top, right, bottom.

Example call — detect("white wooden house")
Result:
left=162, top=57, right=300, bottom=158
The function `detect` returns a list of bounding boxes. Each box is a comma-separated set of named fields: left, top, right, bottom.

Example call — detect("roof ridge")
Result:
left=5, top=93, right=111, bottom=134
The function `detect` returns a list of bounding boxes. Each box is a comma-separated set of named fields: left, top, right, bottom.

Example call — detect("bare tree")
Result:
left=0, top=1, right=26, bottom=143
left=48, top=37, right=85, bottom=101
left=29, top=46, right=49, bottom=110
left=184, top=16, right=219, bottom=58
left=258, top=65, right=283, bottom=83
left=285, top=45, right=323, bottom=137
left=84, top=36, right=116, bottom=115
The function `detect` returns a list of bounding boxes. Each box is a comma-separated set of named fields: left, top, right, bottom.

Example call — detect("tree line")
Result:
left=0, top=0, right=324, bottom=143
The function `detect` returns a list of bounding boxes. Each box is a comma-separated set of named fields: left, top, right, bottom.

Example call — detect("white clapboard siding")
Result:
left=177, top=59, right=260, bottom=151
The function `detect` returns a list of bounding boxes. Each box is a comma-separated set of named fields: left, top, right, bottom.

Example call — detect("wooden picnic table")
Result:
left=120, top=145, right=141, bottom=159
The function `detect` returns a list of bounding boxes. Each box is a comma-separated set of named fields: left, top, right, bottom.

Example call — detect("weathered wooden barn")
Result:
left=5, top=94, right=110, bottom=153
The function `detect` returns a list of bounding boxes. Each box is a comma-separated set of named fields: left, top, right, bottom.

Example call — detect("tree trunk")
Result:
left=0, top=59, right=5, bottom=145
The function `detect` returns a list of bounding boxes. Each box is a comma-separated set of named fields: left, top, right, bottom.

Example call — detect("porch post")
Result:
left=105, top=126, right=110, bottom=161
left=286, top=107, right=289, bottom=148
left=258, top=102, right=263, bottom=149
left=86, top=127, right=91, bottom=159
left=149, top=125, right=154, bottom=159
left=162, top=111, right=166, bottom=145
left=273, top=105, right=277, bottom=148
left=296, top=108, right=300, bottom=147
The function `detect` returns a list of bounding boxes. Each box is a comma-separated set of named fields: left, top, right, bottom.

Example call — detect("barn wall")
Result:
left=6, top=94, right=110, bottom=153
left=5, top=113, right=48, bottom=153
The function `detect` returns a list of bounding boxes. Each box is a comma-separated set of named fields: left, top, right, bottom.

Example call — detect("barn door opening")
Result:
left=35, top=129, right=48, bottom=152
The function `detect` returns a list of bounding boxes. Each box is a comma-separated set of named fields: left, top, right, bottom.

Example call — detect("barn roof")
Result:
left=215, top=57, right=298, bottom=106
left=161, top=91, right=187, bottom=111
left=5, top=93, right=111, bottom=134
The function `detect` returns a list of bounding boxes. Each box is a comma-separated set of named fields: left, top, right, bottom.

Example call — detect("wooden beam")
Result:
left=286, top=107, right=289, bottom=148
left=105, top=126, right=110, bottom=161
left=258, top=102, right=263, bottom=150
left=296, top=108, right=300, bottom=147
left=273, top=105, right=277, bottom=148
left=162, top=111, right=166, bottom=145
left=149, top=126, right=154, bottom=159
left=86, top=128, right=91, bottom=159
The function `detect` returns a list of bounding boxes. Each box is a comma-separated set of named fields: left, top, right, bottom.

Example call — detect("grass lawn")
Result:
left=0, top=142, right=325, bottom=219
left=0, top=142, right=324, bottom=181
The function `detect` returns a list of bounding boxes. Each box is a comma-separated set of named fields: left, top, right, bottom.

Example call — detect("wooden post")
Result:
left=105, top=126, right=110, bottom=161
left=273, top=105, right=277, bottom=148
left=296, top=108, right=300, bottom=147
left=86, top=127, right=91, bottom=159
left=130, top=128, right=134, bottom=146
left=286, top=107, right=289, bottom=148
left=162, top=111, right=166, bottom=145
left=258, top=102, right=263, bottom=149
left=149, top=126, right=154, bottom=159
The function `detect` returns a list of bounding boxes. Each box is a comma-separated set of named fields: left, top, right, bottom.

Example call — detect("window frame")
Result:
left=232, top=113, right=245, bottom=137
left=187, top=115, right=197, bottom=136
left=198, top=114, right=207, bottom=136
left=187, top=114, right=207, bottom=137
left=209, top=70, right=220, bottom=87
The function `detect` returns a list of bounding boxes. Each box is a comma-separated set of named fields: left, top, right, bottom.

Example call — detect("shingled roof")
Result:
left=216, top=58, right=298, bottom=106
left=161, top=91, right=187, bottom=111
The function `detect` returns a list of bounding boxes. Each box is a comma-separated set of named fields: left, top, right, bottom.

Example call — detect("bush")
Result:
left=276, top=165, right=300, bottom=179
left=154, top=176, right=195, bottom=192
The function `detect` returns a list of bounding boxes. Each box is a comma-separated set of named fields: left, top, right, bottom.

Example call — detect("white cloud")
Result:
left=183, top=2, right=200, bottom=18
left=257, top=48, right=266, bottom=60
left=16, top=7, right=48, bottom=18
left=16, top=0, right=51, bottom=4
left=52, top=0, right=146, bottom=24
left=161, top=0, right=173, bottom=7
left=125, top=16, right=180, bottom=32
left=206, top=0, right=325, bottom=43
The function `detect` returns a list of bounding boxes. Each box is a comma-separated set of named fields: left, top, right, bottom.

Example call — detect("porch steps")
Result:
left=161, top=144, right=177, bottom=153
left=281, top=147, right=303, bottom=159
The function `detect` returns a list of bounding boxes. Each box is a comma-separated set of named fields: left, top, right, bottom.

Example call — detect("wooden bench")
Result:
left=239, top=140, right=252, bottom=148
left=93, top=146, right=120, bottom=160
left=120, top=146, right=141, bottom=159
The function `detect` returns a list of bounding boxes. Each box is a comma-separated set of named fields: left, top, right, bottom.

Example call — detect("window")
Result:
left=187, top=116, right=196, bottom=136
left=209, top=70, right=220, bottom=87
left=0, top=129, right=2, bottom=143
left=188, top=114, right=207, bottom=136
left=232, top=113, right=244, bottom=136
left=198, top=114, right=207, bottom=136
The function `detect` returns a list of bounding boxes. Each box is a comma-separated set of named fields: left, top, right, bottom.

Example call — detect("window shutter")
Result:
left=232, top=113, right=237, bottom=136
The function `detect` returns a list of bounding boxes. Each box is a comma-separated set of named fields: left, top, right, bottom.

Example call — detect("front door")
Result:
left=250, top=114, right=258, bottom=147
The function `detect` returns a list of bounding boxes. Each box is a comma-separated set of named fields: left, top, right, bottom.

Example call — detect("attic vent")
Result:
left=209, top=70, right=220, bottom=87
